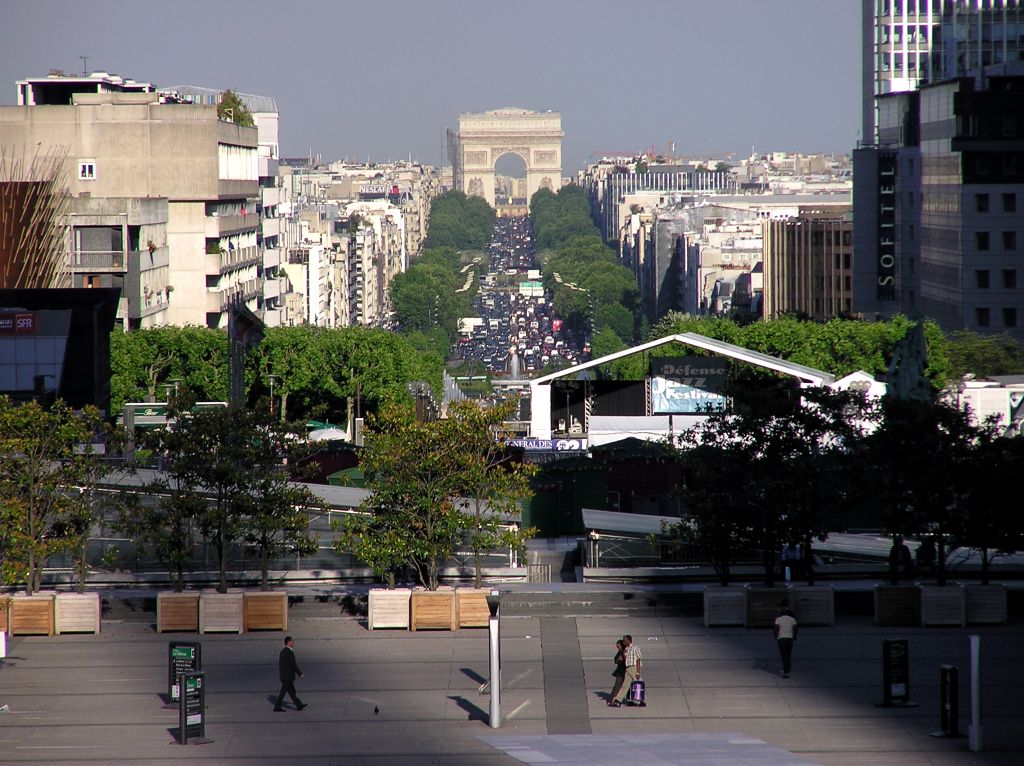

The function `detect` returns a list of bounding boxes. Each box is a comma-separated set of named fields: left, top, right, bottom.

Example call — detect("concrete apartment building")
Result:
left=275, top=160, right=439, bottom=328
left=0, top=72, right=260, bottom=329
left=762, top=209, right=855, bottom=320
left=159, top=85, right=288, bottom=326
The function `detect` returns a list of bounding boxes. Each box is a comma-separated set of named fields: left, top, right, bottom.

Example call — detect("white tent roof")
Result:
left=533, top=332, right=836, bottom=387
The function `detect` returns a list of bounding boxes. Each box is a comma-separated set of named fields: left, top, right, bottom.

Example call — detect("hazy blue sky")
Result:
left=1, top=0, right=862, bottom=171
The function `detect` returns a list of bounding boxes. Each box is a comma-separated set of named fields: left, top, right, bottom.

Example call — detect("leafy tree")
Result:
left=446, top=400, right=537, bottom=587
left=336, top=403, right=468, bottom=590
left=668, top=382, right=869, bottom=586
left=961, top=428, right=1024, bottom=584
left=664, top=439, right=751, bottom=586
left=217, top=90, right=255, bottom=127
left=139, top=397, right=312, bottom=592
left=423, top=191, right=495, bottom=251
left=858, top=395, right=980, bottom=585
left=115, top=474, right=203, bottom=592
left=0, top=398, right=110, bottom=594
left=241, top=467, right=322, bottom=590
left=945, top=331, right=1024, bottom=380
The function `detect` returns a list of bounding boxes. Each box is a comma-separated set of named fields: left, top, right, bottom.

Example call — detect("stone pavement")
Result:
left=0, top=599, right=1022, bottom=765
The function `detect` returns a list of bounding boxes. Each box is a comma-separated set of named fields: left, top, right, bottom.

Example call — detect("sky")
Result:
left=1, top=0, right=862, bottom=173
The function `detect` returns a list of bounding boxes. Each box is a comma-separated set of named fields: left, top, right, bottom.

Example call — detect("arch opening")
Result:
left=494, top=152, right=528, bottom=205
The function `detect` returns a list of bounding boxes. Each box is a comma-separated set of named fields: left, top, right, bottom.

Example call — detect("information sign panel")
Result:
left=883, top=638, right=910, bottom=705
left=168, top=641, right=201, bottom=702
left=178, top=671, right=205, bottom=744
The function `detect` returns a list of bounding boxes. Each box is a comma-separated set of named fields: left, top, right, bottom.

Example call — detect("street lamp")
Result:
left=265, top=374, right=280, bottom=418
left=485, top=589, right=501, bottom=728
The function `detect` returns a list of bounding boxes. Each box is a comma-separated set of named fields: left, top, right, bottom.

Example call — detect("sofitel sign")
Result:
left=877, top=153, right=897, bottom=300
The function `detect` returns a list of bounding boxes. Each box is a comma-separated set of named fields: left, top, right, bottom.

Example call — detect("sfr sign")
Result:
left=0, top=312, right=36, bottom=334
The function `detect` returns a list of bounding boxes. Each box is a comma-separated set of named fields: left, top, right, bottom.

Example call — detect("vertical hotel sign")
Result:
left=877, top=153, right=897, bottom=299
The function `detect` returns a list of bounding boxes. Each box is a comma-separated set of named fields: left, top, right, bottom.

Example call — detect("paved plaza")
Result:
left=1, top=594, right=1022, bottom=765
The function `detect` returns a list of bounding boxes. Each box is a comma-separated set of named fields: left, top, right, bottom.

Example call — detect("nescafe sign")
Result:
left=0, top=312, right=36, bottom=334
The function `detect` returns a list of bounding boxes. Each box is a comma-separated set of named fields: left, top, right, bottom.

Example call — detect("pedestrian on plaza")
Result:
left=274, top=636, right=307, bottom=712
left=607, top=639, right=626, bottom=705
left=611, top=634, right=644, bottom=707
left=773, top=601, right=798, bottom=679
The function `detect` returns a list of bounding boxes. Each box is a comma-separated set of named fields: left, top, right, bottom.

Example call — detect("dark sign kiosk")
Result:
left=168, top=641, right=201, bottom=703
left=177, top=671, right=209, bottom=744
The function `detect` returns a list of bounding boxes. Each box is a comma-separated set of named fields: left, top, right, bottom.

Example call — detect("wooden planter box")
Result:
left=244, top=591, right=288, bottom=631
left=0, top=595, right=8, bottom=633
left=10, top=593, right=55, bottom=636
left=703, top=586, right=747, bottom=627
left=199, top=591, right=244, bottom=634
left=965, top=584, right=1008, bottom=625
left=745, top=586, right=791, bottom=628
left=157, top=592, right=199, bottom=633
left=920, top=584, right=966, bottom=627
left=55, top=592, right=101, bottom=635
left=789, top=585, right=835, bottom=626
left=368, top=588, right=412, bottom=630
left=455, top=589, right=490, bottom=629
left=410, top=590, right=456, bottom=631
left=874, top=585, right=921, bottom=626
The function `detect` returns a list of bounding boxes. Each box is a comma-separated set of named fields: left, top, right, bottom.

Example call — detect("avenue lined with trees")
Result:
left=3, top=183, right=1024, bottom=600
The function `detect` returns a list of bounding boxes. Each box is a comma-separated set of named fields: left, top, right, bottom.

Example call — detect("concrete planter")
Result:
left=789, top=585, right=835, bottom=626
left=745, top=585, right=791, bottom=628
left=874, top=585, right=921, bottom=626
left=10, top=593, right=55, bottom=636
left=55, top=592, right=101, bottom=634
left=455, top=589, right=490, bottom=629
left=920, top=583, right=966, bottom=627
left=368, top=588, right=412, bottom=630
left=199, top=591, right=244, bottom=634
left=964, top=583, right=1008, bottom=625
left=410, top=589, right=456, bottom=631
left=243, top=591, right=288, bottom=632
left=703, top=586, right=746, bottom=627
left=156, top=592, right=199, bottom=633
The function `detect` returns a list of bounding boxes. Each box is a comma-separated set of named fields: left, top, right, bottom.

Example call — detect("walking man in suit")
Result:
left=274, top=636, right=307, bottom=711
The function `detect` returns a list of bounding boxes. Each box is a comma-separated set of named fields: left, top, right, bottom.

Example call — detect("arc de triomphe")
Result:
left=456, top=108, right=563, bottom=209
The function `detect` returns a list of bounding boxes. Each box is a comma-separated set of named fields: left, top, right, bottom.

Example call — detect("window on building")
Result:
left=842, top=231, right=852, bottom=246
left=1004, top=307, right=1018, bottom=328
left=976, top=269, right=990, bottom=288
left=976, top=307, right=991, bottom=327
left=1003, top=193, right=1017, bottom=213
left=844, top=253, right=852, bottom=269
left=976, top=193, right=990, bottom=212
left=1003, top=269, right=1017, bottom=288
left=78, top=161, right=96, bottom=180
left=1004, top=231, right=1017, bottom=251
left=977, top=231, right=990, bottom=251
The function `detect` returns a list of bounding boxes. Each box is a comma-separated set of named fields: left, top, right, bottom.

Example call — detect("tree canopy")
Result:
left=217, top=90, right=255, bottom=127
left=110, top=325, right=444, bottom=422
left=422, top=191, right=495, bottom=251
left=0, top=398, right=111, bottom=593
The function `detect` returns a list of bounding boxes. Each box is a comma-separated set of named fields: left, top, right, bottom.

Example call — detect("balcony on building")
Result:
left=262, top=246, right=281, bottom=269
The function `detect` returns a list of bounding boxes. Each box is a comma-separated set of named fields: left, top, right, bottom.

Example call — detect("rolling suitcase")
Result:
left=628, top=676, right=646, bottom=706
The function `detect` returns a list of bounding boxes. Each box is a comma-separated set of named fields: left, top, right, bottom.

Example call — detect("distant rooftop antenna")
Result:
left=79, top=56, right=90, bottom=76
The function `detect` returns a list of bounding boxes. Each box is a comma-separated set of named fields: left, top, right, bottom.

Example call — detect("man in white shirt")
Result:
left=773, top=601, right=798, bottom=678
left=611, top=634, right=644, bottom=707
